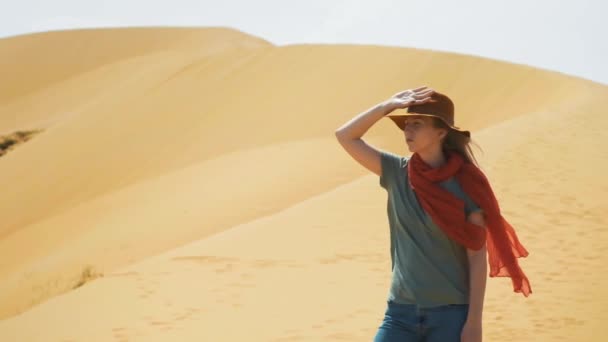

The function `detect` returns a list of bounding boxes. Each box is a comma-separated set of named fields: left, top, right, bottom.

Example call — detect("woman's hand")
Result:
left=384, top=86, right=436, bottom=112
left=460, top=319, right=482, bottom=342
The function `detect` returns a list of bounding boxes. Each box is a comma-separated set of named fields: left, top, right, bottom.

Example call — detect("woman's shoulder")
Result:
left=379, top=151, right=410, bottom=190
left=381, top=151, right=410, bottom=169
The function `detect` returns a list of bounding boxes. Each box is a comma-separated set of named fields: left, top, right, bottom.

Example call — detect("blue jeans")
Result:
left=373, top=299, right=469, bottom=342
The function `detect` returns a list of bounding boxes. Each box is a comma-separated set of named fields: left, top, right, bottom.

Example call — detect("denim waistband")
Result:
left=387, top=299, right=469, bottom=314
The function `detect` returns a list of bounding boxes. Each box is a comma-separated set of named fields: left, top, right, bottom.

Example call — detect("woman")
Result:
left=334, top=86, right=531, bottom=342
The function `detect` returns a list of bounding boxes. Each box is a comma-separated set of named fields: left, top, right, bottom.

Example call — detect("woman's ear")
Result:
left=438, top=128, right=448, bottom=140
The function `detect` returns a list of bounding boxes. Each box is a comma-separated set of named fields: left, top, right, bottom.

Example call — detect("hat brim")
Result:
left=385, top=112, right=471, bottom=138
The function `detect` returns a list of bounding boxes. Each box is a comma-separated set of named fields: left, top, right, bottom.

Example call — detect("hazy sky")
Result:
left=2, top=0, right=607, bottom=85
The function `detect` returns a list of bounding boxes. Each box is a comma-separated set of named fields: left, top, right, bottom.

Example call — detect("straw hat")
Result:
left=384, top=91, right=470, bottom=138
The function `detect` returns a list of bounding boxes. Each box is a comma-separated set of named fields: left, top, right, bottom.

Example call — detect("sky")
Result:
left=2, top=0, right=607, bottom=85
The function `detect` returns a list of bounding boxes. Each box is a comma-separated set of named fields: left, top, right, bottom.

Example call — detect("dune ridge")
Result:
left=0, top=27, right=271, bottom=104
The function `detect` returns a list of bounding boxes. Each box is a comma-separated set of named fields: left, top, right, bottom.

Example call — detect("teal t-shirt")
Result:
left=379, top=150, right=483, bottom=307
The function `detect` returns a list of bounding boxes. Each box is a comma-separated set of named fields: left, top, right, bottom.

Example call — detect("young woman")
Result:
left=335, top=86, right=531, bottom=342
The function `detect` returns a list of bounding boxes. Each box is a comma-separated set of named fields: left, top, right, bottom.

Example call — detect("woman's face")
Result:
left=402, top=116, right=447, bottom=153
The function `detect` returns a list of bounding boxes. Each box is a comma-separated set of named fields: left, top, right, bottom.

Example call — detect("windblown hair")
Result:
left=432, top=117, right=483, bottom=168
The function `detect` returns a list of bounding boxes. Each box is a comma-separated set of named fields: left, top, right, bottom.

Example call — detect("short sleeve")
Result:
left=379, top=150, right=406, bottom=190
left=465, top=202, right=483, bottom=216
left=463, top=195, right=484, bottom=221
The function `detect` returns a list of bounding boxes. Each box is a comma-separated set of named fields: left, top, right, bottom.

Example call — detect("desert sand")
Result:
left=0, top=27, right=607, bottom=341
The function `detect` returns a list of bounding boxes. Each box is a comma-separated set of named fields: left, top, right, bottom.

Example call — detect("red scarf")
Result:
left=408, top=149, right=532, bottom=297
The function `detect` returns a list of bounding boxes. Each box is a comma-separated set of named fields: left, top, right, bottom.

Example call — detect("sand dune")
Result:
left=0, top=27, right=607, bottom=341
left=0, top=27, right=271, bottom=104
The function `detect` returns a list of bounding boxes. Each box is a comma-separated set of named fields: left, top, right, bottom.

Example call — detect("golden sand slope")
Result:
left=0, top=27, right=607, bottom=341
left=0, top=27, right=270, bottom=104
